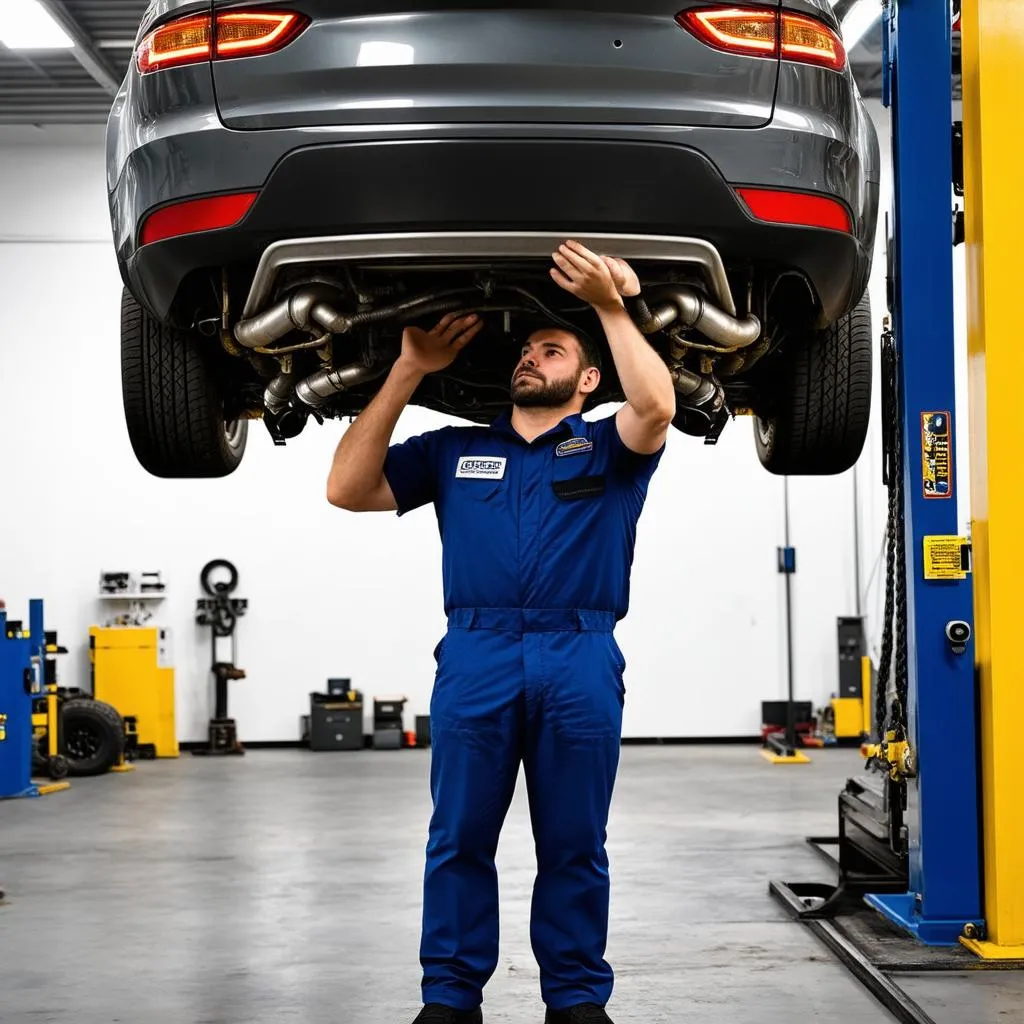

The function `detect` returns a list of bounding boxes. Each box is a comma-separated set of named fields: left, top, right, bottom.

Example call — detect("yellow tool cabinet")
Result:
left=88, top=626, right=178, bottom=758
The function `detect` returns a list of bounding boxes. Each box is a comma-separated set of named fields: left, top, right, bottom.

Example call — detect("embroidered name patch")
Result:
left=555, top=437, right=594, bottom=458
left=456, top=456, right=507, bottom=480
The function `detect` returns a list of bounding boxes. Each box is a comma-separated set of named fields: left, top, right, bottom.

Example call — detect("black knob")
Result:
left=945, top=620, right=971, bottom=654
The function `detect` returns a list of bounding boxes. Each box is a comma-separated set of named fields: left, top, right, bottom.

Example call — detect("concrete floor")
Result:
left=0, top=746, right=1021, bottom=1023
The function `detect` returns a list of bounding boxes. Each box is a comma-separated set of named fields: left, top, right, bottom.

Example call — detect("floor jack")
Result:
left=192, top=560, right=248, bottom=757
left=770, top=4, right=1024, bottom=1022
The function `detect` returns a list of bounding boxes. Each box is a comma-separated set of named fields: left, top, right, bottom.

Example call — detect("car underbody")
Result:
left=112, top=2, right=878, bottom=480
left=194, top=232, right=827, bottom=449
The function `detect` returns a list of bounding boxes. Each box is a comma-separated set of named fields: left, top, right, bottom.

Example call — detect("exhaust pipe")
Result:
left=670, top=365, right=724, bottom=412
left=233, top=287, right=341, bottom=349
left=264, top=372, right=296, bottom=416
left=235, top=286, right=486, bottom=350
left=631, top=287, right=761, bottom=350
left=295, top=362, right=386, bottom=409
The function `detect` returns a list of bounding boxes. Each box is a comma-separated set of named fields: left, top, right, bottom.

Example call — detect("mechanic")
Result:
left=327, top=241, right=676, bottom=1024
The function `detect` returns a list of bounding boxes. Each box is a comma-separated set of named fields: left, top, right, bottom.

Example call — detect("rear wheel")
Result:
left=754, top=292, right=873, bottom=475
left=62, top=698, right=125, bottom=777
left=121, top=288, right=247, bottom=478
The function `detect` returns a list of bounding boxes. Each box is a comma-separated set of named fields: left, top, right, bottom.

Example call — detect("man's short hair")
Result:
left=529, top=326, right=603, bottom=373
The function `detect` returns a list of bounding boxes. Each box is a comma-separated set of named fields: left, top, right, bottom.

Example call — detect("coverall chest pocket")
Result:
left=551, top=447, right=606, bottom=502
left=454, top=477, right=505, bottom=503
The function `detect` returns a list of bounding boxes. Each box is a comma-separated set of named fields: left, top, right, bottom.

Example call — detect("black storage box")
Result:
left=761, top=700, right=814, bottom=730
left=309, top=689, right=364, bottom=751
left=374, top=697, right=406, bottom=729
left=415, top=715, right=431, bottom=749
left=373, top=729, right=403, bottom=750
left=372, top=696, right=406, bottom=749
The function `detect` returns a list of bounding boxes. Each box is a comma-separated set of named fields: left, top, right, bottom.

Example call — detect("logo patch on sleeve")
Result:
left=555, top=437, right=594, bottom=457
left=456, top=456, right=507, bottom=480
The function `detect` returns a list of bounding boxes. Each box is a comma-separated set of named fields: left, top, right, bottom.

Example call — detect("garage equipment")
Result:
left=26, top=627, right=132, bottom=779
left=307, top=680, right=364, bottom=751
left=30, top=631, right=70, bottom=781
left=0, top=601, right=45, bottom=798
left=771, top=3, right=1024, bottom=1021
left=828, top=617, right=870, bottom=743
left=415, top=715, right=431, bottom=749
left=373, top=696, right=407, bottom=750
left=193, top=559, right=248, bottom=757
left=0, top=600, right=69, bottom=798
left=89, top=625, right=177, bottom=758
left=806, top=619, right=873, bottom=747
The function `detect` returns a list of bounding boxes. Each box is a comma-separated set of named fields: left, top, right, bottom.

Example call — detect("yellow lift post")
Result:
left=959, top=0, right=1024, bottom=961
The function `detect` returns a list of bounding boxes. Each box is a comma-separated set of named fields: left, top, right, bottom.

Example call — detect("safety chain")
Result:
left=869, top=324, right=912, bottom=780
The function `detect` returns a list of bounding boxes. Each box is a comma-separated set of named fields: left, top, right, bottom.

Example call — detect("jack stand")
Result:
left=193, top=560, right=248, bottom=758
left=193, top=663, right=247, bottom=757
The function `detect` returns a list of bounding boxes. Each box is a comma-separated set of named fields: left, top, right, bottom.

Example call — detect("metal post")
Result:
left=852, top=466, right=863, bottom=618
left=762, top=479, right=808, bottom=764
left=958, top=0, right=1024, bottom=960
left=865, top=0, right=983, bottom=944
left=783, top=478, right=796, bottom=751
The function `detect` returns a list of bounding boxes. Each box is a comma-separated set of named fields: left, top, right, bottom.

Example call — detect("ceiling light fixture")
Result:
left=0, top=0, right=74, bottom=50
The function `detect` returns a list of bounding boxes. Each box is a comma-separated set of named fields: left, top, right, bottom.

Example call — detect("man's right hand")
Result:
left=398, top=312, right=483, bottom=376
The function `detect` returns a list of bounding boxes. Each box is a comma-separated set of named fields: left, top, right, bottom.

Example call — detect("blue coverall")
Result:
left=383, top=408, right=664, bottom=1012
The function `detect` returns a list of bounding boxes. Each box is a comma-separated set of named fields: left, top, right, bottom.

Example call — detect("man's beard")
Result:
left=511, top=370, right=581, bottom=408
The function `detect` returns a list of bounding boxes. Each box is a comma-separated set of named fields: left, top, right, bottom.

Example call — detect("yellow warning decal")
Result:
left=924, top=536, right=970, bottom=580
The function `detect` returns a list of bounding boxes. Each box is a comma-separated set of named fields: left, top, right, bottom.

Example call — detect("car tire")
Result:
left=61, top=698, right=125, bottom=777
left=754, top=292, right=873, bottom=476
left=121, top=288, right=247, bottom=478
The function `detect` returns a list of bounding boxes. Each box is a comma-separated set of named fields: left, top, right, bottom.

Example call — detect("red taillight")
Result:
left=736, top=188, right=852, bottom=233
left=677, top=7, right=777, bottom=60
left=137, top=9, right=308, bottom=74
left=780, top=12, right=847, bottom=71
left=136, top=14, right=212, bottom=74
left=215, top=11, right=308, bottom=58
left=677, top=6, right=847, bottom=72
left=140, top=192, right=259, bottom=247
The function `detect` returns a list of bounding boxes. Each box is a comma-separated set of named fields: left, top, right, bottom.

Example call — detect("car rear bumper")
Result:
left=115, top=128, right=875, bottom=325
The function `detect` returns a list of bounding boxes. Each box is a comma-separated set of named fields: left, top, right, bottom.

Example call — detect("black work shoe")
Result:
left=412, top=1004, right=483, bottom=1024
left=545, top=1004, right=614, bottom=1024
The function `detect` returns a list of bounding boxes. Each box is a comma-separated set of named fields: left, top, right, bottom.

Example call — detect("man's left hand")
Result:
left=601, top=256, right=642, bottom=298
left=550, top=240, right=624, bottom=312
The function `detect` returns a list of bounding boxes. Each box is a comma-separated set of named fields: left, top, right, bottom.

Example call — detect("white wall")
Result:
left=0, top=117, right=897, bottom=742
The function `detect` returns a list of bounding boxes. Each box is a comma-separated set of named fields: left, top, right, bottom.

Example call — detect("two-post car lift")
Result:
left=772, top=2, right=1024, bottom=1021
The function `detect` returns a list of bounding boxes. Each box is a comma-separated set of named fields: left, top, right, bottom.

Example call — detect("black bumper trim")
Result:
left=124, top=138, right=869, bottom=322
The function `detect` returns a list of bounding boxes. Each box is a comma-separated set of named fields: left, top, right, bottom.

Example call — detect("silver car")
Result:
left=107, top=1, right=879, bottom=478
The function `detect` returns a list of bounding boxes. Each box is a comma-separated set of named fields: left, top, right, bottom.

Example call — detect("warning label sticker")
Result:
left=922, top=412, right=953, bottom=499
left=924, top=536, right=970, bottom=580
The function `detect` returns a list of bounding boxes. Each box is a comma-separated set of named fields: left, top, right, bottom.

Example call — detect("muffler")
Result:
left=630, top=287, right=760, bottom=350
left=263, top=362, right=385, bottom=413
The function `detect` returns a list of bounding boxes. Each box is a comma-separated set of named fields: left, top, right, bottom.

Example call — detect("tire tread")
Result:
left=756, top=294, right=873, bottom=475
left=121, top=288, right=246, bottom=478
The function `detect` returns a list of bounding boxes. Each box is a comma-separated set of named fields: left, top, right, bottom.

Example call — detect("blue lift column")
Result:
left=864, top=0, right=984, bottom=944
left=0, top=600, right=46, bottom=800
